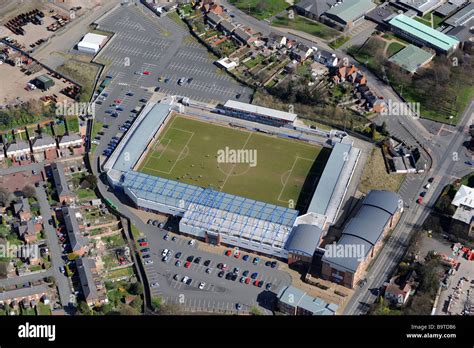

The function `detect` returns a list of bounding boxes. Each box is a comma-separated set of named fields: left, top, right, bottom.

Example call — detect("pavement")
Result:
left=34, top=184, right=73, bottom=310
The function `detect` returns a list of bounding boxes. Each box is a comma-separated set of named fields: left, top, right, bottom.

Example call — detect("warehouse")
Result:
left=321, top=190, right=403, bottom=288
left=321, top=0, right=376, bottom=30
left=388, top=14, right=460, bottom=54
left=77, top=33, right=108, bottom=55
left=217, top=100, right=297, bottom=126
left=395, top=0, right=444, bottom=16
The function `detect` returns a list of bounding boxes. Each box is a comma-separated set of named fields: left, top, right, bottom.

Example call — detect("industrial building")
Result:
left=216, top=100, right=297, bottom=126
left=321, top=190, right=403, bottom=288
left=388, top=44, right=435, bottom=74
left=277, top=285, right=338, bottom=315
left=104, top=101, right=362, bottom=262
left=394, top=0, right=444, bottom=16
left=388, top=14, right=460, bottom=54
left=293, top=0, right=338, bottom=20
left=321, top=0, right=376, bottom=30
left=77, top=33, right=108, bottom=55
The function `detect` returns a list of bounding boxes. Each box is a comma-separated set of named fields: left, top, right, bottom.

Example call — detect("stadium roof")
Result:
left=286, top=224, right=323, bottom=257
left=324, top=0, right=375, bottom=24
left=388, top=44, right=435, bottom=73
left=389, top=14, right=459, bottom=52
left=342, top=206, right=392, bottom=245
left=363, top=190, right=402, bottom=215
left=223, top=100, right=297, bottom=122
left=107, top=103, right=171, bottom=173
left=307, top=142, right=352, bottom=216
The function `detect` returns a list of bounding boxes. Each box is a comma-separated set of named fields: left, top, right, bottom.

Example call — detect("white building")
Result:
left=77, top=33, right=108, bottom=55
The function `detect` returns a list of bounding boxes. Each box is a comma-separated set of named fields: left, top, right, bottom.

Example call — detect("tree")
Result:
left=81, top=174, right=97, bottom=190
left=77, top=301, right=92, bottom=315
left=127, top=282, right=143, bottom=296
left=0, top=225, right=10, bottom=238
left=0, top=188, right=11, bottom=207
left=22, top=185, right=36, bottom=199
left=151, top=297, right=162, bottom=312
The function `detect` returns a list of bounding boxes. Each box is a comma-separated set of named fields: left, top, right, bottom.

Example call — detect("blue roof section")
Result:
left=122, top=170, right=299, bottom=228
left=307, top=142, right=352, bottom=215
left=112, top=103, right=170, bottom=173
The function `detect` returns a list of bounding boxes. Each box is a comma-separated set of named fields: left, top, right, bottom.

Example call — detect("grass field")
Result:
left=229, top=0, right=289, bottom=20
left=137, top=115, right=330, bottom=209
left=272, top=13, right=340, bottom=41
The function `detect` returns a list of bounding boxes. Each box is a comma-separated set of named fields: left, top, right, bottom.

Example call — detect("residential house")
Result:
left=62, top=206, right=87, bottom=256
left=233, top=27, right=255, bottom=46
left=313, top=48, right=339, bottom=67
left=5, top=140, right=31, bottom=161
left=290, top=43, right=313, bottom=62
left=31, top=134, right=57, bottom=161
left=206, top=12, right=224, bottom=28
left=50, top=162, right=74, bottom=204
left=266, top=32, right=287, bottom=49
left=58, top=133, right=83, bottom=152
left=0, top=285, right=52, bottom=307
left=14, top=197, right=32, bottom=222
left=76, top=258, right=100, bottom=307
left=208, top=3, right=224, bottom=15
left=219, top=20, right=236, bottom=35
left=384, top=270, right=419, bottom=306
left=15, top=220, right=37, bottom=244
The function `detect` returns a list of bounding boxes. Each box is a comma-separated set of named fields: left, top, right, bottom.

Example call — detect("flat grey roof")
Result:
left=444, top=2, right=474, bottom=26
left=108, top=103, right=171, bottom=173
left=223, top=100, right=297, bottom=122
left=307, top=142, right=352, bottom=216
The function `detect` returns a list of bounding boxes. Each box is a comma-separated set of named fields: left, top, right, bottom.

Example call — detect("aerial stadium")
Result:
left=104, top=100, right=361, bottom=261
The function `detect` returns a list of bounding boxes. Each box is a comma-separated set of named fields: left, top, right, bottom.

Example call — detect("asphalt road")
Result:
left=35, top=184, right=73, bottom=309
left=344, top=101, right=473, bottom=314
left=0, top=268, right=53, bottom=288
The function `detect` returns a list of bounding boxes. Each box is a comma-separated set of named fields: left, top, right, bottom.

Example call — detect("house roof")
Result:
left=220, top=20, right=236, bottom=33
left=206, top=12, right=223, bottom=24
left=32, top=134, right=56, bottom=149
left=59, top=133, right=82, bottom=144
left=51, top=162, right=70, bottom=198
left=62, top=206, right=86, bottom=252
left=389, top=14, right=459, bottom=52
left=324, top=0, right=375, bottom=24
left=76, top=258, right=99, bottom=302
left=6, top=140, right=30, bottom=153
left=388, top=44, right=435, bottom=73
left=452, top=185, right=474, bottom=208
left=0, top=284, right=50, bottom=302
left=14, top=197, right=30, bottom=215
left=233, top=27, right=252, bottom=42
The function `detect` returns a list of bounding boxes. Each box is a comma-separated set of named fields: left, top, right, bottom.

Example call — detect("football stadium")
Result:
left=104, top=101, right=361, bottom=260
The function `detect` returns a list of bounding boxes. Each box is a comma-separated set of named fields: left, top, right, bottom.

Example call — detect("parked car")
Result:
left=265, top=261, right=272, bottom=267
left=194, top=257, right=202, bottom=264
left=139, top=242, right=148, bottom=247
left=175, top=260, right=181, bottom=267
left=187, top=255, right=194, bottom=262
left=161, top=249, right=169, bottom=256
left=141, top=248, right=150, bottom=253
left=188, top=239, right=196, bottom=246
left=266, top=283, right=272, bottom=290
left=242, top=255, right=249, bottom=261
left=175, top=252, right=182, bottom=259
left=144, top=259, right=153, bottom=265
left=181, top=276, right=189, bottom=283
left=225, top=250, right=232, bottom=257
left=164, top=234, right=170, bottom=241
left=174, top=274, right=180, bottom=281
left=162, top=255, right=169, bottom=263
left=150, top=282, right=159, bottom=288
left=198, top=282, right=205, bottom=290
left=417, top=197, right=423, bottom=204
left=251, top=272, right=258, bottom=279
left=244, top=278, right=251, bottom=285
left=184, top=261, right=191, bottom=268
left=242, top=270, right=249, bottom=277
left=203, top=260, right=211, bottom=267
left=270, top=261, right=278, bottom=269
left=218, top=271, right=225, bottom=278
left=205, top=268, right=212, bottom=274
left=252, top=257, right=260, bottom=265
left=236, top=303, right=242, bottom=310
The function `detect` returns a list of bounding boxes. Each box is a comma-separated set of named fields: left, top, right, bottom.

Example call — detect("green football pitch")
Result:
left=137, top=115, right=330, bottom=210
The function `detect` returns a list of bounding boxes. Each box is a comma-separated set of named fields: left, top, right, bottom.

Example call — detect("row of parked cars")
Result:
left=224, top=249, right=278, bottom=269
